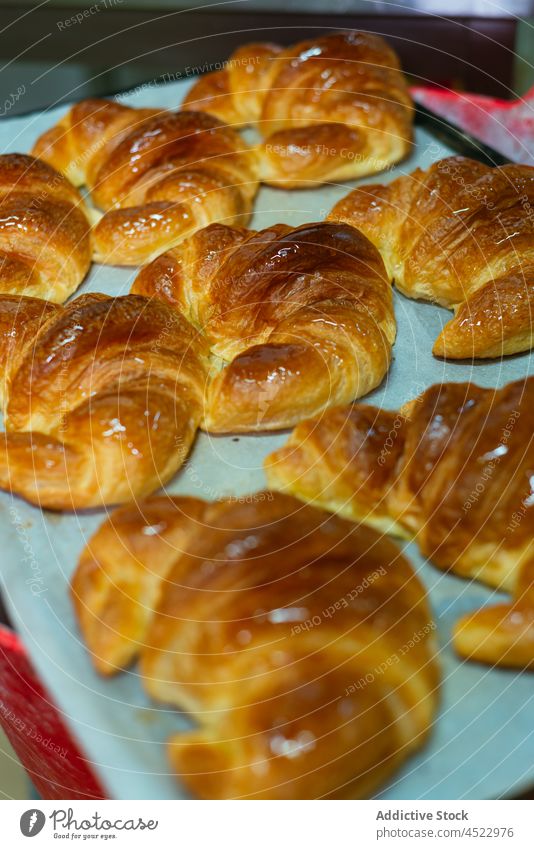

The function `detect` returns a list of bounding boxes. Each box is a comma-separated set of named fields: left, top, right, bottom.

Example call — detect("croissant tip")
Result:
left=432, top=326, right=472, bottom=360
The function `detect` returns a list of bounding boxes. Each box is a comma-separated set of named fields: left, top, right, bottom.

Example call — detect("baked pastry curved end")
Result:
left=329, top=157, right=534, bottom=360
left=184, top=32, right=414, bottom=187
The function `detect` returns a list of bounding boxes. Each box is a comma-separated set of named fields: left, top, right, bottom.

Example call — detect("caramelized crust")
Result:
left=266, top=378, right=534, bottom=668
left=0, top=154, right=90, bottom=301
left=183, top=32, right=413, bottom=187
left=132, top=220, right=396, bottom=431
left=32, top=100, right=258, bottom=265
left=265, top=404, right=409, bottom=537
left=0, top=293, right=207, bottom=508
left=72, top=491, right=439, bottom=798
left=329, top=155, right=534, bottom=359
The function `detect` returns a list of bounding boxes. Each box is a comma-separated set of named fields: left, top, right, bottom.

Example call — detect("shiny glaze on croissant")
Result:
left=0, top=154, right=90, bottom=301
left=31, top=99, right=258, bottom=265
left=329, top=155, right=534, bottom=359
left=183, top=32, right=413, bottom=187
left=0, top=293, right=207, bottom=508
left=132, top=220, right=395, bottom=431
left=266, top=378, right=534, bottom=669
left=72, top=491, right=439, bottom=799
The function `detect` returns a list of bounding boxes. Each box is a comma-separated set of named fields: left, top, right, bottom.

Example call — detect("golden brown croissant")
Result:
left=31, top=99, right=258, bottom=265
left=329, top=155, right=534, bottom=359
left=266, top=378, right=534, bottom=669
left=0, top=293, right=207, bottom=509
left=72, top=491, right=439, bottom=799
left=183, top=32, right=413, bottom=187
left=0, top=154, right=90, bottom=301
left=132, top=220, right=395, bottom=431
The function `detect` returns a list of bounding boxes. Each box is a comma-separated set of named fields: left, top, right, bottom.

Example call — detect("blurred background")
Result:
left=1, top=0, right=534, bottom=117
left=1, top=0, right=533, bottom=801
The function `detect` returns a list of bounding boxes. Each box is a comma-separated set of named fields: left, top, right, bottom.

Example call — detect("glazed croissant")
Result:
left=72, top=491, right=439, bottom=799
left=0, top=154, right=90, bottom=301
left=0, top=293, right=207, bottom=509
left=132, top=220, right=395, bottom=431
left=266, top=378, right=534, bottom=669
left=183, top=31, right=413, bottom=187
left=31, top=99, right=258, bottom=265
left=329, top=155, right=534, bottom=359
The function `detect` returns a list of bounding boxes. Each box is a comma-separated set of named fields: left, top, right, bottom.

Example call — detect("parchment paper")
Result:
left=0, top=78, right=532, bottom=800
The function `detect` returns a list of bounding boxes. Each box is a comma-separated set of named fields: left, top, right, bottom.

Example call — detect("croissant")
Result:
left=72, top=491, right=439, bottom=799
left=0, top=293, right=207, bottom=509
left=0, top=154, right=90, bottom=301
left=266, top=378, right=534, bottom=669
left=132, top=220, right=395, bottom=431
left=31, top=99, right=258, bottom=265
left=183, top=31, right=413, bottom=187
left=329, top=155, right=534, bottom=359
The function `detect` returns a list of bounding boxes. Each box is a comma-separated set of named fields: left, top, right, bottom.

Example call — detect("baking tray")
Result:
left=0, top=78, right=532, bottom=800
left=413, top=101, right=510, bottom=167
